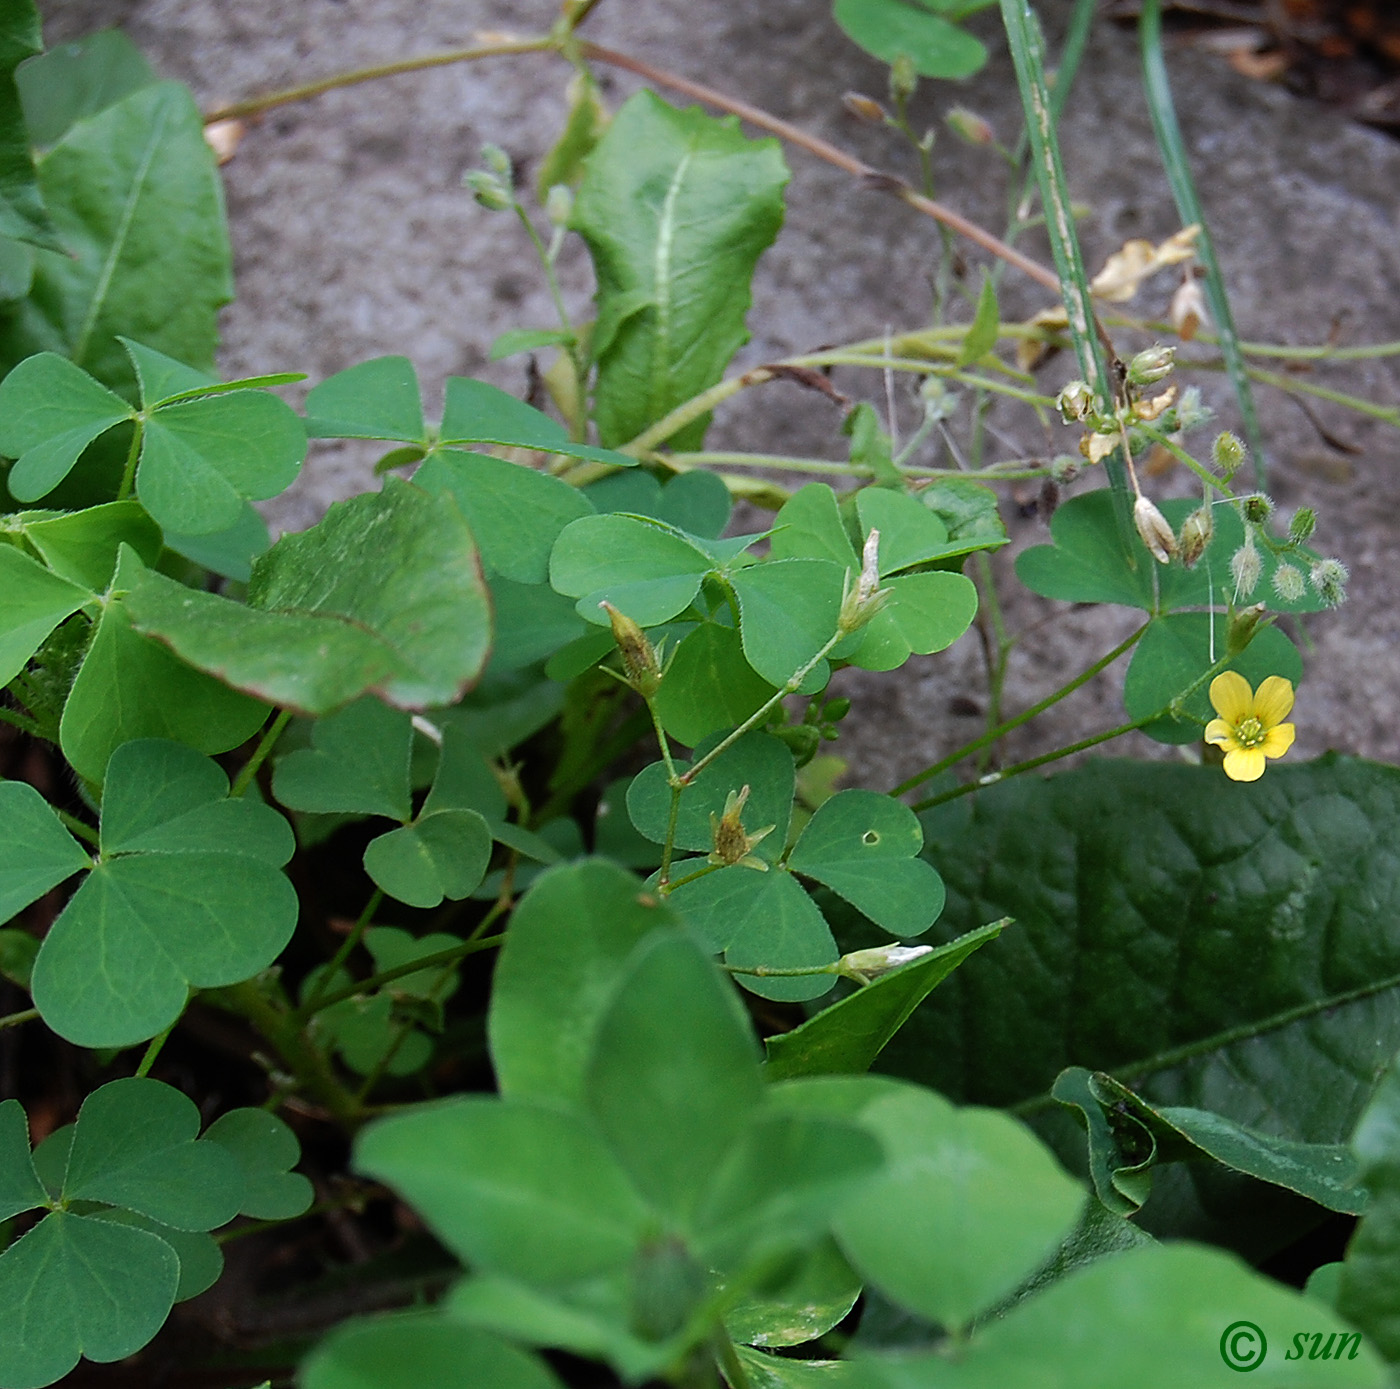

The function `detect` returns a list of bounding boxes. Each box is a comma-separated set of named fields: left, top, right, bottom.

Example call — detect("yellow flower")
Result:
left=1204, top=672, right=1296, bottom=782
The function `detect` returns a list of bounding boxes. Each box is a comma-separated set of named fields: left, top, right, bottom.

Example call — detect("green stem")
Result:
left=0, top=1007, right=38, bottom=1031
left=56, top=808, right=100, bottom=848
left=714, top=1330, right=754, bottom=1389
left=115, top=420, right=144, bottom=502
left=1133, top=424, right=1232, bottom=495
left=1244, top=366, right=1400, bottom=429
left=892, top=621, right=1150, bottom=797
left=230, top=709, right=292, bottom=799
left=294, top=935, right=506, bottom=1020
left=658, top=783, right=683, bottom=888
left=662, top=861, right=725, bottom=893
left=723, top=960, right=838, bottom=979
left=202, top=35, right=557, bottom=124
left=0, top=704, right=42, bottom=737
left=134, top=1018, right=177, bottom=1078
left=302, top=889, right=384, bottom=1012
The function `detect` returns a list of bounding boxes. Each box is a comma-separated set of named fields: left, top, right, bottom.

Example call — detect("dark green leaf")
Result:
left=654, top=621, right=778, bottom=747
left=763, top=920, right=1005, bottom=1080
left=16, top=28, right=157, bottom=148
left=0, top=0, right=58, bottom=251
left=440, top=376, right=634, bottom=467
left=655, top=468, right=733, bottom=539
left=1050, top=1067, right=1153, bottom=1217
left=272, top=698, right=415, bottom=820
left=0, top=1098, right=47, bottom=1221
left=304, top=355, right=426, bottom=443
left=0, top=927, right=39, bottom=987
left=160, top=502, right=270, bottom=584
left=0, top=544, right=91, bottom=688
left=845, top=571, right=979, bottom=672
left=363, top=809, right=492, bottom=908
left=854, top=489, right=951, bottom=574
left=0, top=83, right=232, bottom=392
left=572, top=91, right=788, bottom=449
left=731, top=559, right=844, bottom=689
left=920, top=476, right=1008, bottom=551
left=201, top=1108, right=313, bottom=1220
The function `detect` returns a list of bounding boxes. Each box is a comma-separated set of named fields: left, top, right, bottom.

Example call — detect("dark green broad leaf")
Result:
left=883, top=757, right=1400, bottom=1178
left=571, top=91, right=788, bottom=450
left=486, top=575, right=588, bottom=673
left=585, top=931, right=764, bottom=1223
left=550, top=512, right=715, bottom=627
left=788, top=789, right=945, bottom=936
left=833, top=0, right=991, bottom=81
left=17, top=27, right=156, bottom=147
left=0, top=83, right=232, bottom=392
left=763, top=920, right=1006, bottom=1081
left=363, top=809, right=492, bottom=908
left=273, top=698, right=414, bottom=820
left=59, top=562, right=271, bottom=786
left=90, top=1208, right=223, bottom=1304
left=1123, top=613, right=1302, bottom=744
left=627, top=730, right=796, bottom=862
left=581, top=468, right=734, bottom=540
left=0, top=543, right=91, bottom=686
left=0, top=1098, right=48, bottom=1220
left=0, top=781, right=90, bottom=922
left=0, top=927, right=39, bottom=987
left=866, top=1244, right=1384, bottom=1387
left=0, top=0, right=59, bottom=252
left=162, top=502, right=271, bottom=584
left=1340, top=1053, right=1400, bottom=1361
left=669, top=864, right=840, bottom=1002
left=489, top=859, right=684, bottom=1108
left=29, top=739, right=298, bottom=1046
left=1054, top=1067, right=1365, bottom=1218
left=734, top=1346, right=872, bottom=1386
left=126, top=478, right=492, bottom=714
left=14, top=500, right=162, bottom=589
left=654, top=620, right=779, bottom=747
left=0, top=1209, right=179, bottom=1389
left=440, top=375, right=635, bottom=467
left=201, top=1108, right=313, bottom=1220
left=301, top=1311, right=565, bottom=1389
left=413, top=448, right=593, bottom=585
left=831, top=1084, right=1083, bottom=1330
left=1016, top=488, right=1332, bottom=615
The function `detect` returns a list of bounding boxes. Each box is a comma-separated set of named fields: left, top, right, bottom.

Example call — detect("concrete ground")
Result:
left=35, top=0, right=1400, bottom=785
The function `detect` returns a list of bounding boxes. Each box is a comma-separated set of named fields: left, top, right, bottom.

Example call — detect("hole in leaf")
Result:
left=862, top=830, right=879, bottom=846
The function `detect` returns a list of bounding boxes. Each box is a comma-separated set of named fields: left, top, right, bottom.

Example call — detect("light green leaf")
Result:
left=16, top=28, right=157, bottom=148
left=855, top=489, right=951, bottom=575
left=59, top=579, right=271, bottom=785
left=921, top=476, right=1008, bottom=553
left=957, top=272, right=1000, bottom=365
left=413, top=447, right=593, bottom=585
left=0, top=545, right=91, bottom=689
left=572, top=91, right=788, bottom=449
left=788, top=789, right=944, bottom=936
left=846, top=571, right=979, bottom=672
left=201, top=1108, right=313, bottom=1220
left=763, top=920, right=1006, bottom=1080
left=770, top=483, right=858, bottom=568
left=0, top=83, right=232, bottom=392
left=654, top=620, right=779, bottom=747
left=735, top=1345, right=870, bottom=1386
left=488, top=327, right=574, bottom=362
left=731, top=559, right=844, bottom=689
left=18, top=500, right=162, bottom=589
left=363, top=809, right=492, bottom=908
left=440, top=375, right=635, bottom=467
left=0, top=351, right=133, bottom=500
left=833, top=0, right=989, bottom=79
left=489, top=859, right=683, bottom=1107
left=356, top=1097, right=652, bottom=1284
left=626, top=730, right=795, bottom=861
left=304, top=355, right=426, bottom=443
left=550, top=512, right=713, bottom=627
left=302, top=1311, right=565, bottom=1389
left=272, top=698, right=415, bottom=820
left=585, top=931, right=763, bottom=1223
left=725, top=1238, right=863, bottom=1348
left=832, top=1086, right=1083, bottom=1329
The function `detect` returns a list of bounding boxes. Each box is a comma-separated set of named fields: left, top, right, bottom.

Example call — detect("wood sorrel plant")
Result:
left=1, top=1, right=1399, bottom=1385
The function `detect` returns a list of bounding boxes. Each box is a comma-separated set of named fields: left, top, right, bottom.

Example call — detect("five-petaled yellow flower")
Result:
left=1205, top=672, right=1296, bottom=782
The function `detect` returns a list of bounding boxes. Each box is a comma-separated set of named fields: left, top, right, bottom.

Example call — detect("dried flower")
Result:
left=1134, top=495, right=1178, bottom=564
left=600, top=601, right=662, bottom=698
left=1178, top=505, right=1214, bottom=567
left=708, top=785, right=775, bottom=869
left=1230, top=537, right=1262, bottom=600
left=1170, top=278, right=1209, bottom=341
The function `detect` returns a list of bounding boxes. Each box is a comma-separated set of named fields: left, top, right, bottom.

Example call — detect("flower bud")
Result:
left=1056, top=379, right=1094, bottom=423
left=481, top=143, right=513, bottom=179
left=1310, top=557, right=1348, bottom=607
left=1211, top=432, right=1246, bottom=480
left=1175, top=385, right=1211, bottom=432
left=945, top=106, right=994, bottom=146
left=1242, top=493, right=1273, bottom=525
left=1133, top=495, right=1178, bottom=564
left=824, top=697, right=852, bottom=723
left=464, top=170, right=512, bottom=212
left=1287, top=508, right=1317, bottom=545
left=600, top=601, right=662, bottom=698
left=544, top=183, right=573, bottom=228
left=1050, top=454, right=1081, bottom=484
left=708, top=786, right=775, bottom=869
left=1226, top=602, right=1267, bottom=655
left=1178, top=504, right=1214, bottom=567
left=836, top=943, right=934, bottom=984
left=889, top=54, right=917, bottom=106
left=1272, top=563, right=1305, bottom=603
left=842, top=91, right=887, bottom=124
left=838, top=529, right=889, bottom=635
left=1127, top=344, right=1175, bottom=387
left=1230, top=536, right=1262, bottom=599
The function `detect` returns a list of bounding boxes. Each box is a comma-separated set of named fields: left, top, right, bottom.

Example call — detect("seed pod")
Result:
left=600, top=601, right=662, bottom=698
left=1127, top=344, right=1175, bottom=387
left=1272, top=563, right=1305, bottom=602
left=1211, top=432, right=1246, bottom=480
left=1230, top=537, right=1263, bottom=599
left=1287, top=508, right=1317, bottom=545
left=1310, top=558, right=1349, bottom=608
left=842, top=92, right=887, bottom=124
left=1179, top=505, right=1214, bottom=568
left=1133, top=495, right=1178, bottom=564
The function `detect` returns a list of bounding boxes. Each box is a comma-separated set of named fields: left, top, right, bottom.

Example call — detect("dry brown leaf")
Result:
left=1017, top=305, right=1069, bottom=371
left=1090, top=226, right=1201, bottom=303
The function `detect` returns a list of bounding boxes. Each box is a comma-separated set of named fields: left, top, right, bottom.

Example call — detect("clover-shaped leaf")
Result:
left=0, top=1078, right=302, bottom=1388
left=729, top=559, right=844, bottom=690
left=273, top=698, right=415, bottom=821
left=125, top=477, right=492, bottom=715
left=0, top=543, right=93, bottom=688
left=26, top=739, right=297, bottom=1047
left=653, top=620, right=779, bottom=747
left=201, top=1108, right=314, bottom=1221
left=0, top=780, right=90, bottom=922
left=14, top=500, right=162, bottom=589
left=583, top=467, right=733, bottom=539
left=787, top=789, right=945, bottom=937
left=362, top=809, right=492, bottom=908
